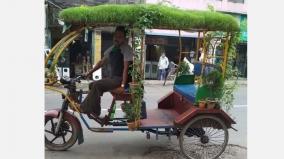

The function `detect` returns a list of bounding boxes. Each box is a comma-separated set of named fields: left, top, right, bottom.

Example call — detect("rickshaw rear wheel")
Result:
left=179, top=115, right=228, bottom=159
left=45, top=114, right=78, bottom=151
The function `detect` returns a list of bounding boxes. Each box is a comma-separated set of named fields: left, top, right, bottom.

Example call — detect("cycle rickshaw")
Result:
left=45, top=4, right=239, bottom=159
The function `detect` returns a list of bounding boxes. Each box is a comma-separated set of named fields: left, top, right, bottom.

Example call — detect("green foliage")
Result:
left=207, top=4, right=215, bottom=12
left=177, top=61, right=190, bottom=76
left=197, top=31, right=241, bottom=112
left=59, top=4, right=240, bottom=32
left=203, top=70, right=224, bottom=89
left=219, top=32, right=241, bottom=112
left=202, top=70, right=224, bottom=98
left=134, top=7, right=162, bottom=30
left=128, top=24, right=147, bottom=121
left=195, top=70, right=224, bottom=103
left=226, top=32, right=241, bottom=79
left=221, top=80, right=237, bottom=112
left=123, top=103, right=135, bottom=122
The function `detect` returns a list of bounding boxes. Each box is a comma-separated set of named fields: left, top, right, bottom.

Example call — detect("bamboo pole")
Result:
left=195, top=31, right=201, bottom=61
left=222, top=32, right=230, bottom=78
left=140, top=35, right=145, bottom=80
left=45, top=27, right=85, bottom=66
left=200, top=31, right=207, bottom=82
left=45, top=30, right=83, bottom=85
left=131, top=30, right=135, bottom=83
left=178, top=30, right=182, bottom=64
left=49, top=32, right=81, bottom=73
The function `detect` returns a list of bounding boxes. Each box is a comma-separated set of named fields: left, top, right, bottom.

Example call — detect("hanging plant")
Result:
left=176, top=61, right=190, bottom=76
left=201, top=31, right=241, bottom=112
left=127, top=8, right=162, bottom=126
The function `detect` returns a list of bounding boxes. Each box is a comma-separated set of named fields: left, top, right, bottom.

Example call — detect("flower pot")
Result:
left=207, top=101, right=216, bottom=109
left=127, top=121, right=136, bottom=131
left=134, top=120, right=141, bottom=128
left=199, top=101, right=206, bottom=109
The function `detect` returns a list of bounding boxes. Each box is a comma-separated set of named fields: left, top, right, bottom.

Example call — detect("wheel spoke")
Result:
left=65, top=129, right=73, bottom=133
left=181, top=116, right=228, bottom=159
left=210, top=139, right=224, bottom=143
left=206, top=124, right=215, bottom=136
left=62, top=135, right=66, bottom=143
left=50, top=136, right=59, bottom=143
left=210, top=129, right=223, bottom=137
left=208, top=128, right=217, bottom=136
left=45, top=129, right=54, bottom=135
left=50, top=119, right=55, bottom=132
left=210, top=134, right=225, bottom=138
left=204, top=146, right=209, bottom=159
left=183, top=140, right=200, bottom=145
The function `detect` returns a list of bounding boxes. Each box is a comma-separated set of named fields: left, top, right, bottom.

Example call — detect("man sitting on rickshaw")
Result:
left=75, top=26, right=133, bottom=118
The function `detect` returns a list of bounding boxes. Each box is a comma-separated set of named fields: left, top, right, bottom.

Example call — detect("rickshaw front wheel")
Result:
left=179, top=115, right=228, bottom=159
left=45, top=113, right=78, bottom=151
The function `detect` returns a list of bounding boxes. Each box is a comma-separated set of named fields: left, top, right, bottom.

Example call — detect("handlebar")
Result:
left=74, top=75, right=84, bottom=82
left=60, top=75, right=85, bottom=85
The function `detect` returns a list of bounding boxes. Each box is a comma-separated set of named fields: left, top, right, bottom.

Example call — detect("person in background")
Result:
left=183, top=56, right=194, bottom=75
left=158, top=53, right=169, bottom=80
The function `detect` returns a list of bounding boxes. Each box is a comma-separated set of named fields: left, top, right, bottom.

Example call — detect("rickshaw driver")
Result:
left=75, top=26, right=133, bottom=118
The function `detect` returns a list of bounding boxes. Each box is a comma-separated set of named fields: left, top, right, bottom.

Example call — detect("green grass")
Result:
left=59, top=4, right=239, bottom=32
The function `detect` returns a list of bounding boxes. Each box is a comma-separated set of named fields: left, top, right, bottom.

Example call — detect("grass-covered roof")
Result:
left=59, top=4, right=239, bottom=32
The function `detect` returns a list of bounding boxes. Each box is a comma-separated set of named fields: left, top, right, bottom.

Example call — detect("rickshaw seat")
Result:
left=173, top=75, right=196, bottom=103
left=174, top=84, right=197, bottom=103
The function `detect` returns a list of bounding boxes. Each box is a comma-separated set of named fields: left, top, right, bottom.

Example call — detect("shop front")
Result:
left=144, top=29, right=200, bottom=79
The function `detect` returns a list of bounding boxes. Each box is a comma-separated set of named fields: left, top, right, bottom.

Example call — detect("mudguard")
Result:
left=174, top=107, right=236, bottom=128
left=45, top=109, right=84, bottom=144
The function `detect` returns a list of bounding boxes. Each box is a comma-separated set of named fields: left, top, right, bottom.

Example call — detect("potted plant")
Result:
left=196, top=70, right=224, bottom=109
left=206, top=98, right=217, bottom=109
left=128, top=34, right=144, bottom=129
left=123, top=103, right=136, bottom=131
left=128, top=9, right=161, bottom=127
left=176, top=61, right=190, bottom=76
left=198, top=100, right=206, bottom=109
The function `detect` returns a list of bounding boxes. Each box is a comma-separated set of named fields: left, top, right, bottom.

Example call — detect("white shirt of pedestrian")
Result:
left=158, top=55, right=169, bottom=70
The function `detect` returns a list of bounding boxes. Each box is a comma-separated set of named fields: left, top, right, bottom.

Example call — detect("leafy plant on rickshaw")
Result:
left=176, top=61, right=190, bottom=76
left=127, top=7, right=163, bottom=126
left=195, top=69, right=224, bottom=108
left=123, top=103, right=135, bottom=122
left=202, top=70, right=224, bottom=99
left=220, top=32, right=241, bottom=112
left=201, top=31, right=241, bottom=112
left=128, top=35, right=144, bottom=126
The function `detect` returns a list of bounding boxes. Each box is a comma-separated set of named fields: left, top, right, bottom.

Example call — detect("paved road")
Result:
left=45, top=81, right=247, bottom=159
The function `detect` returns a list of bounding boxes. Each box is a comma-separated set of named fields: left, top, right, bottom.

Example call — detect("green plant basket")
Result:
left=174, top=75, right=195, bottom=85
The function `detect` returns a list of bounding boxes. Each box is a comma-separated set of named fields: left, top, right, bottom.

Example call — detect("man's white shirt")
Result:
left=158, top=56, right=169, bottom=70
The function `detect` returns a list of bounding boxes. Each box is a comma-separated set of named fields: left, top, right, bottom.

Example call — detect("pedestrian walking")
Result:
left=158, top=53, right=169, bottom=80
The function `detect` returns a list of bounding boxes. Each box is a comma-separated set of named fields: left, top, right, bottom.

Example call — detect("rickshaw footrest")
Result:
left=89, top=128, right=114, bottom=133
